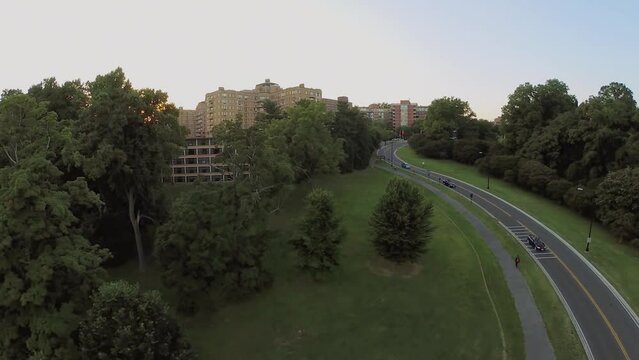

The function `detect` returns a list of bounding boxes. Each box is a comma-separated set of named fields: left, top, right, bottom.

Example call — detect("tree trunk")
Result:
left=127, top=188, right=145, bottom=272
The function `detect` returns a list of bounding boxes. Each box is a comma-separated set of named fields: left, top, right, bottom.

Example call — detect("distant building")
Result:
left=494, top=116, right=502, bottom=124
left=361, top=103, right=392, bottom=124
left=203, top=79, right=322, bottom=129
left=168, top=138, right=230, bottom=183
left=391, top=100, right=418, bottom=129
left=323, top=96, right=351, bottom=112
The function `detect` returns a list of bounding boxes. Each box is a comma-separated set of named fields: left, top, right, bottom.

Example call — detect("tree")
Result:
left=418, top=97, right=476, bottom=139
left=595, top=168, right=639, bottom=246
left=78, top=281, right=194, bottom=360
left=370, top=179, right=434, bottom=263
left=332, top=102, right=376, bottom=172
left=155, top=183, right=273, bottom=313
left=290, top=188, right=345, bottom=277
left=212, top=117, right=293, bottom=213
left=0, top=157, right=108, bottom=359
left=28, top=78, right=88, bottom=122
left=516, top=159, right=557, bottom=195
left=79, top=68, right=184, bottom=271
left=500, top=79, right=578, bottom=152
left=266, top=101, right=344, bottom=181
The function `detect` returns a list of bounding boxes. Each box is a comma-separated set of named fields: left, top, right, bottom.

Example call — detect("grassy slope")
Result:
left=398, top=146, right=639, bottom=314
left=394, top=165, right=585, bottom=360
left=112, top=168, right=524, bottom=360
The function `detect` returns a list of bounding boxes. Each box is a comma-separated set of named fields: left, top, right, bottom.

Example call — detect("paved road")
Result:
left=375, top=163, right=554, bottom=359
left=379, top=141, right=639, bottom=360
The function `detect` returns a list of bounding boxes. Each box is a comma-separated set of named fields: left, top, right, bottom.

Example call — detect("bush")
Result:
left=78, top=281, right=194, bottom=360
left=452, top=139, right=490, bottom=164
left=370, top=179, right=434, bottom=263
left=478, top=155, right=520, bottom=178
left=546, top=179, right=574, bottom=203
left=516, top=159, right=557, bottom=195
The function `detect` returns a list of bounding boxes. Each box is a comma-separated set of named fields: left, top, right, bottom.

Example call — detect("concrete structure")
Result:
left=359, top=103, right=392, bottom=124
left=323, top=96, right=351, bottom=112
left=203, top=79, right=322, bottom=129
left=168, top=138, right=231, bottom=183
left=388, top=100, right=429, bottom=129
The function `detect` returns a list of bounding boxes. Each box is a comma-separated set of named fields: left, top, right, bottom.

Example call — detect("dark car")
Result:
left=535, top=240, right=547, bottom=252
left=448, top=182, right=457, bottom=189
left=527, top=234, right=536, bottom=248
left=401, top=162, right=411, bottom=169
left=442, top=179, right=450, bottom=187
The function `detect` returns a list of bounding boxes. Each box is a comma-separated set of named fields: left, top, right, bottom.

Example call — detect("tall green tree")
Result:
left=500, top=79, right=578, bottom=152
left=28, top=78, right=88, bottom=122
left=332, top=102, right=375, bottom=173
left=595, top=168, right=639, bottom=246
left=290, top=188, right=345, bottom=277
left=418, top=97, right=476, bottom=139
left=370, top=179, right=434, bottom=263
left=212, top=117, right=293, bottom=213
left=0, top=156, right=108, bottom=359
left=267, top=101, right=344, bottom=182
left=155, top=182, right=273, bottom=313
left=78, top=281, right=194, bottom=360
left=79, top=68, right=184, bottom=271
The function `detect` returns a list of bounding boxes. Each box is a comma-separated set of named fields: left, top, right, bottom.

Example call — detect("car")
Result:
left=535, top=239, right=547, bottom=252
left=448, top=182, right=457, bottom=189
left=442, top=179, right=450, bottom=186
left=527, top=234, right=536, bottom=248
left=401, top=162, right=411, bottom=169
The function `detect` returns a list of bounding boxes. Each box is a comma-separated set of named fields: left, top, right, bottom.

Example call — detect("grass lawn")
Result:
left=111, top=168, right=524, bottom=360
left=395, top=165, right=585, bottom=360
left=397, top=146, right=639, bottom=315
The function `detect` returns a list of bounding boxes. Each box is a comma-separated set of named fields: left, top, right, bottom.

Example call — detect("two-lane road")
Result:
left=379, top=141, right=639, bottom=360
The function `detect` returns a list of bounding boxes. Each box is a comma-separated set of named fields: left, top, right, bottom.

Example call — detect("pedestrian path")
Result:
left=377, top=164, right=555, bottom=360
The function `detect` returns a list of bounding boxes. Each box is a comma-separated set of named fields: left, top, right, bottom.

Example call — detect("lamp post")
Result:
left=479, top=151, right=490, bottom=190
left=577, top=186, right=593, bottom=252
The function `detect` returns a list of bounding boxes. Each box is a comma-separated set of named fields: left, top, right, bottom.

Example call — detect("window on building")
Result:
left=198, top=157, right=210, bottom=164
left=186, top=167, right=197, bottom=174
left=186, top=140, right=195, bottom=146
left=186, top=158, right=197, bottom=165
left=187, top=149, right=196, bottom=155
left=173, top=167, right=185, bottom=174
left=198, top=167, right=210, bottom=173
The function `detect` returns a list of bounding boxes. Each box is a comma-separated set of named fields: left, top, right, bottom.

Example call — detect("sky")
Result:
left=1, top=0, right=638, bottom=120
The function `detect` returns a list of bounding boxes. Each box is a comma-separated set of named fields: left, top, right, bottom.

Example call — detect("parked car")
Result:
left=401, top=162, right=411, bottom=169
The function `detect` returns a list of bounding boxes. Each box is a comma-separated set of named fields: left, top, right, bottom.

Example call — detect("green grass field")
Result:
left=394, top=165, right=585, bottom=360
left=111, top=168, right=524, bottom=359
left=397, top=146, right=639, bottom=314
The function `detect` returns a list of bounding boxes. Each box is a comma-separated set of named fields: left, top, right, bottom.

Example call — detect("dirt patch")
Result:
left=368, top=257, right=423, bottom=278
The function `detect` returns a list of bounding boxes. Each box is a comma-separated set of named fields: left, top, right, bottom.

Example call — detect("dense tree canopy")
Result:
left=332, top=101, right=377, bottom=173
left=78, top=281, right=194, bottom=360
left=79, top=68, right=184, bottom=271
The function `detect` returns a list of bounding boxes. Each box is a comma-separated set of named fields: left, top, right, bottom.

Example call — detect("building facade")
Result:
left=203, top=79, right=322, bottom=129
left=390, top=100, right=429, bottom=129
left=359, top=103, right=392, bottom=124
left=168, top=138, right=231, bottom=183
left=323, top=96, right=351, bottom=112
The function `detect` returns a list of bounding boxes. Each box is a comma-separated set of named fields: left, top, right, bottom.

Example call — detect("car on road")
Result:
left=442, top=179, right=457, bottom=188
left=401, top=162, right=411, bottom=169
left=527, top=234, right=547, bottom=252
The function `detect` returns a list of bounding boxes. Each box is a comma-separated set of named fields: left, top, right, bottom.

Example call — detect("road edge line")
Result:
left=394, top=144, right=639, bottom=330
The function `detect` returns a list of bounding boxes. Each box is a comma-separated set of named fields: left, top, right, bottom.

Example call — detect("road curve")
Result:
left=374, top=160, right=554, bottom=359
left=381, top=141, right=639, bottom=360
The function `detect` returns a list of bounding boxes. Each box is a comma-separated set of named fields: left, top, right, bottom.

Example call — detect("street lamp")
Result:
left=577, top=186, right=593, bottom=252
left=479, top=151, right=490, bottom=190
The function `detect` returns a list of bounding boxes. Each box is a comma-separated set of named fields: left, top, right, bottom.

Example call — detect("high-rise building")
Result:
left=391, top=100, right=427, bottom=129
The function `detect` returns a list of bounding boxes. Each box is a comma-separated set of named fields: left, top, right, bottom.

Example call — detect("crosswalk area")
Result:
left=506, top=224, right=557, bottom=260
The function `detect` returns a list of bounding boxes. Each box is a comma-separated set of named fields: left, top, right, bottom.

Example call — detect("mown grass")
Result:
left=394, top=165, right=585, bottom=360
left=398, top=146, right=639, bottom=314
left=111, top=168, right=524, bottom=359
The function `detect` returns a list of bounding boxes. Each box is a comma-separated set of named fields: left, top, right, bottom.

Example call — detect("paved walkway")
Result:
left=379, top=165, right=555, bottom=360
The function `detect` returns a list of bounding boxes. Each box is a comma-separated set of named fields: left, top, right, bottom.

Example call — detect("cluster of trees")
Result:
left=0, top=70, right=193, bottom=359
left=154, top=99, right=386, bottom=309
left=409, top=80, right=639, bottom=247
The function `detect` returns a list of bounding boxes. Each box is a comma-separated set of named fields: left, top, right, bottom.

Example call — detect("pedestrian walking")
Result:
left=515, top=255, right=521, bottom=269
left=469, top=193, right=474, bottom=202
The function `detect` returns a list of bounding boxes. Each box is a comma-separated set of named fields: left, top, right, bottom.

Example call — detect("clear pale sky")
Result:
left=1, top=0, right=637, bottom=120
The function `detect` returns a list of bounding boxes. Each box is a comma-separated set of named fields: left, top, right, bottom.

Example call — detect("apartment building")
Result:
left=204, top=79, right=322, bottom=129
left=359, top=103, right=392, bottom=124
left=390, top=100, right=429, bottom=129
left=168, top=138, right=231, bottom=183
left=323, top=96, right=351, bottom=112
